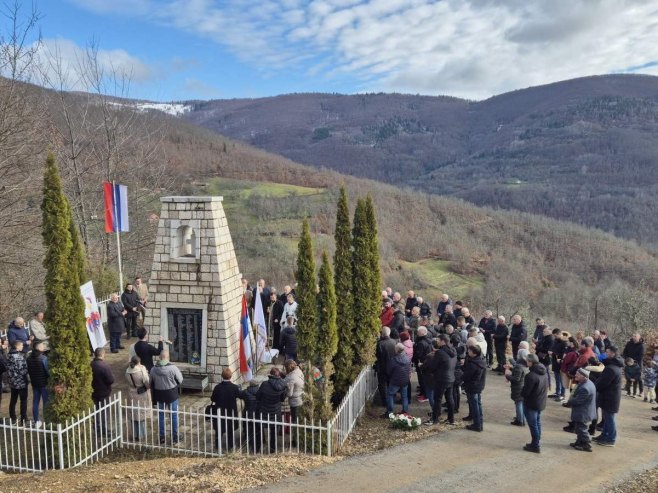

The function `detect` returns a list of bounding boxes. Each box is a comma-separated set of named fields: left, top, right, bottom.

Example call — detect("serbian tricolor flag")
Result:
left=103, top=182, right=129, bottom=233
left=239, top=294, right=253, bottom=381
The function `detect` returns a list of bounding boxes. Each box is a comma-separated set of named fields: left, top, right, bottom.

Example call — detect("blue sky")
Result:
left=30, top=0, right=658, bottom=102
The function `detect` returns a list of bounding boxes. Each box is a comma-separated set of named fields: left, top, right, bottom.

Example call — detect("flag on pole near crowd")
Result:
left=254, top=289, right=268, bottom=363
left=240, top=294, right=254, bottom=381
left=103, top=181, right=130, bottom=233
left=80, top=281, right=107, bottom=351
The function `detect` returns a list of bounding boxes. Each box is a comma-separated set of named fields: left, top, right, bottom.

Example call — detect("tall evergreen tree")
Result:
left=316, top=251, right=338, bottom=419
left=351, top=195, right=382, bottom=368
left=42, top=153, right=92, bottom=422
left=364, top=194, right=382, bottom=313
left=295, top=218, right=319, bottom=418
left=351, top=199, right=371, bottom=366
left=296, top=218, right=318, bottom=360
left=332, top=187, right=355, bottom=400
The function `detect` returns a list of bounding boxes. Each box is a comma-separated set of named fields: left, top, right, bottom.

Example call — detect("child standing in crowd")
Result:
left=642, top=360, right=657, bottom=404
left=624, top=358, right=642, bottom=397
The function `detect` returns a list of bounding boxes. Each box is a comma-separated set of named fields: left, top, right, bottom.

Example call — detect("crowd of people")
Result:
left=375, top=289, right=658, bottom=453
left=3, top=277, right=657, bottom=457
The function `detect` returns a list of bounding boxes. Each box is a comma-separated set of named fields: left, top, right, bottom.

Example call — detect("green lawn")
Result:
left=205, top=177, right=324, bottom=199
left=399, top=258, right=482, bottom=301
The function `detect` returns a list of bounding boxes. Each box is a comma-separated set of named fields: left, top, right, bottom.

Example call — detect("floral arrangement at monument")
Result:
left=388, top=413, right=422, bottom=430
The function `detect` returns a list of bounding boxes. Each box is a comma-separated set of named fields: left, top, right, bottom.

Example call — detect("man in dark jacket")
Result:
left=256, top=368, right=288, bottom=452
left=267, top=291, right=285, bottom=350
left=478, top=310, right=496, bottom=368
left=417, top=297, right=432, bottom=318
left=594, top=346, right=623, bottom=447
left=438, top=305, right=457, bottom=332
left=279, top=317, right=298, bottom=361
left=532, top=319, right=547, bottom=345
left=550, top=329, right=568, bottom=401
left=121, top=284, right=140, bottom=339
left=386, top=343, right=411, bottom=414
left=463, top=345, right=486, bottom=432
left=521, top=354, right=547, bottom=453
left=404, top=290, right=418, bottom=318
left=7, top=318, right=31, bottom=353
left=413, top=327, right=433, bottom=402
left=622, top=333, right=645, bottom=369
left=210, top=367, right=244, bottom=450
left=424, top=334, right=457, bottom=426
left=509, top=315, right=528, bottom=360
left=493, top=316, right=509, bottom=372
left=26, top=342, right=49, bottom=425
left=134, top=328, right=164, bottom=371
left=91, top=348, right=115, bottom=435
left=376, top=327, right=397, bottom=413
left=535, top=326, right=554, bottom=391
left=436, top=294, right=452, bottom=317
left=107, top=294, right=126, bottom=353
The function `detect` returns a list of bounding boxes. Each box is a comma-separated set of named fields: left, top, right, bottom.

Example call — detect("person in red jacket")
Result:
left=379, top=300, right=394, bottom=327
left=561, top=337, right=579, bottom=396
left=573, top=337, right=596, bottom=375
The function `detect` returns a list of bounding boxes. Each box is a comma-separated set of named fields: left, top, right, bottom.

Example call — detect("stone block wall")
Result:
left=144, top=196, right=243, bottom=383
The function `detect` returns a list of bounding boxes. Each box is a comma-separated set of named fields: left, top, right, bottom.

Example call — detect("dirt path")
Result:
left=254, top=371, right=658, bottom=493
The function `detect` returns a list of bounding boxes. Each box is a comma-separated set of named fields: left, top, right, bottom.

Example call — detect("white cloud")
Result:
left=35, top=38, right=155, bottom=92
left=70, top=0, right=658, bottom=99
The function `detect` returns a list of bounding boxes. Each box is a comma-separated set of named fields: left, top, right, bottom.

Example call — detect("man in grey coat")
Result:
left=564, top=368, right=597, bottom=452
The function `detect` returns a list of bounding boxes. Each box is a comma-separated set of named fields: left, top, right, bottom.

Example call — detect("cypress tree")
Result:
left=296, top=218, right=318, bottom=361
left=351, top=199, right=372, bottom=366
left=316, top=251, right=338, bottom=419
left=351, top=195, right=382, bottom=368
left=295, top=218, right=318, bottom=419
left=42, top=153, right=93, bottom=422
left=364, top=194, right=382, bottom=312
left=332, top=187, right=355, bottom=401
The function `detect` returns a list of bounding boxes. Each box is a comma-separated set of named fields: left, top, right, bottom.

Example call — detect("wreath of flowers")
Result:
left=388, top=413, right=422, bottom=430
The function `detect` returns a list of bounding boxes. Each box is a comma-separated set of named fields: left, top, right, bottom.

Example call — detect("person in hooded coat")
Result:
left=256, top=368, right=288, bottom=453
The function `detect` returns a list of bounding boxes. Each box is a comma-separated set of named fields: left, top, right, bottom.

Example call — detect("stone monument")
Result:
left=144, top=196, right=243, bottom=383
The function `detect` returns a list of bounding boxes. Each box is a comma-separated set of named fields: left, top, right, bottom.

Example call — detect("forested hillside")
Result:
left=183, top=74, right=658, bottom=246
left=1, top=77, right=658, bottom=339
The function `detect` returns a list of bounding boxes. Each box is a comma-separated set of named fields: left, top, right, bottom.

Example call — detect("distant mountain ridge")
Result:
left=181, top=74, right=658, bottom=246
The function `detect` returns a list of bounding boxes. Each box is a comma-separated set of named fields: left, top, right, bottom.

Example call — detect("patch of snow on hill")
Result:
left=134, top=102, right=192, bottom=116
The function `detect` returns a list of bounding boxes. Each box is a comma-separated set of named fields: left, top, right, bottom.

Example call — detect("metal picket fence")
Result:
left=122, top=401, right=331, bottom=456
left=329, top=366, right=378, bottom=449
left=0, top=393, right=122, bottom=472
left=0, top=366, right=377, bottom=472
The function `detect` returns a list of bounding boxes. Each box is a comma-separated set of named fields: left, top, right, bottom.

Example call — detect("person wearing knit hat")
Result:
left=563, top=366, right=597, bottom=452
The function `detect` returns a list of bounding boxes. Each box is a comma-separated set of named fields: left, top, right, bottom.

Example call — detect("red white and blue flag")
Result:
left=239, top=294, right=253, bottom=381
left=103, top=182, right=130, bottom=233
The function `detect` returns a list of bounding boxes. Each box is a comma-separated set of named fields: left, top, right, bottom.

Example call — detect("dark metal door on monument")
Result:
left=166, top=308, right=202, bottom=365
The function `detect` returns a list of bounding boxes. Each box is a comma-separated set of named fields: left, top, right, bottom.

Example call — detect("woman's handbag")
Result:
left=129, top=373, right=148, bottom=394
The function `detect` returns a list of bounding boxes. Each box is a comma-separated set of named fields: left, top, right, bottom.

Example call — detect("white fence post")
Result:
left=117, top=392, right=123, bottom=447
left=57, top=423, right=65, bottom=470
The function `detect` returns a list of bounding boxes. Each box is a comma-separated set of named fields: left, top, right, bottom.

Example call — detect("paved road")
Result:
left=255, top=369, right=658, bottom=493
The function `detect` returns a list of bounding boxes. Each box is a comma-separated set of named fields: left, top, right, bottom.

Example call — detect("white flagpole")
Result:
left=113, top=180, right=124, bottom=293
